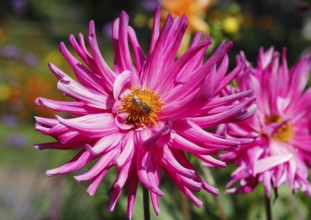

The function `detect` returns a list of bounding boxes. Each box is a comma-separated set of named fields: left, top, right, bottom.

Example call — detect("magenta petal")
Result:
left=85, top=133, right=123, bottom=155
left=116, top=132, right=135, bottom=167
left=56, top=113, right=118, bottom=137
left=107, top=185, right=123, bottom=212
left=177, top=174, right=202, bottom=192
left=291, top=136, right=311, bottom=153
left=149, top=7, right=161, bottom=53
left=150, top=192, right=160, bottom=216
left=202, top=181, right=219, bottom=196
left=36, top=98, right=98, bottom=115
left=175, top=120, right=240, bottom=147
left=247, top=146, right=264, bottom=173
left=88, top=35, right=115, bottom=88
left=128, top=26, right=146, bottom=70
left=198, top=155, right=226, bottom=168
left=87, top=169, right=109, bottom=196
left=113, top=70, right=134, bottom=100
left=74, top=149, right=119, bottom=182
left=34, top=142, right=80, bottom=150
left=137, top=150, right=164, bottom=196
left=59, top=42, right=105, bottom=93
left=190, top=96, right=256, bottom=127
left=159, top=38, right=211, bottom=96
left=160, top=146, right=196, bottom=178
left=180, top=185, right=203, bottom=208
left=171, top=132, right=217, bottom=154
left=49, top=63, right=111, bottom=109
left=126, top=166, right=138, bottom=220
left=46, top=150, right=94, bottom=176
left=107, top=162, right=132, bottom=212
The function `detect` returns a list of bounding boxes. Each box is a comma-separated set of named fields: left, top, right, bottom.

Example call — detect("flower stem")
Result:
left=143, top=187, right=150, bottom=220
left=180, top=191, right=191, bottom=220
left=202, top=167, right=227, bottom=220
left=264, top=194, right=272, bottom=220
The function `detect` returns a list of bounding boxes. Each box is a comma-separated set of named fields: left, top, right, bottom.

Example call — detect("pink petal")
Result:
left=46, top=150, right=94, bottom=176
left=88, top=21, right=115, bottom=88
left=49, top=63, right=112, bottom=109
left=87, top=169, right=109, bottom=196
left=113, top=70, right=134, bottom=100
left=137, top=150, right=164, bottom=196
left=116, top=132, right=135, bottom=167
left=74, top=149, right=119, bottom=182
left=171, top=132, right=218, bottom=154
left=202, top=181, right=219, bottom=196
left=175, top=120, right=240, bottom=147
left=199, top=155, right=226, bottom=168
left=85, top=133, right=123, bottom=155
left=56, top=113, right=118, bottom=138
left=128, top=26, right=145, bottom=73
left=254, top=154, right=293, bottom=175
left=59, top=42, right=105, bottom=93
left=107, top=185, right=123, bottom=212
left=190, top=96, right=255, bottom=127
left=68, top=34, right=93, bottom=68
left=36, top=98, right=98, bottom=115
left=149, top=7, right=161, bottom=53
left=34, top=142, right=80, bottom=150
left=150, top=192, right=160, bottom=216
left=107, top=162, right=132, bottom=211
left=158, top=145, right=196, bottom=178
left=126, top=166, right=138, bottom=220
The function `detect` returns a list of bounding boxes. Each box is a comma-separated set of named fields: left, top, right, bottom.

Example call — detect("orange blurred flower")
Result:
left=160, top=0, right=214, bottom=53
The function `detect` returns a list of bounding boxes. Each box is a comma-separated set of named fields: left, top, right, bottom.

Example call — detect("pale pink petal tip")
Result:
left=46, top=169, right=57, bottom=177
left=202, top=182, right=219, bottom=196
left=89, top=20, right=95, bottom=36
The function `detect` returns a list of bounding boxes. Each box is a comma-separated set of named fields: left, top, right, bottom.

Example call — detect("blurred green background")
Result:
left=0, top=0, right=311, bottom=219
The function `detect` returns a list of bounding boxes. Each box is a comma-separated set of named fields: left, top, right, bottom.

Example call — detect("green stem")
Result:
left=180, top=191, right=191, bottom=220
left=202, top=168, right=227, bottom=220
left=143, top=187, right=150, bottom=220
left=264, top=194, right=272, bottom=220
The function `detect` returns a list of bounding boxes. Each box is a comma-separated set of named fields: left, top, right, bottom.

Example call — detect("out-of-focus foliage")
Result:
left=0, top=0, right=310, bottom=219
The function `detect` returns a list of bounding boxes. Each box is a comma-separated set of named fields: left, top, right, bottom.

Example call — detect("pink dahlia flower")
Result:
left=220, top=48, right=311, bottom=197
left=35, top=8, right=254, bottom=218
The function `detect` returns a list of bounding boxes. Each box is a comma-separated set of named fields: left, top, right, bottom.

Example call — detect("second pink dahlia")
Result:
left=220, top=48, right=311, bottom=197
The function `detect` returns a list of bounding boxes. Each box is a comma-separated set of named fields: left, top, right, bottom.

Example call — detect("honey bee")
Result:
left=132, top=95, right=152, bottom=114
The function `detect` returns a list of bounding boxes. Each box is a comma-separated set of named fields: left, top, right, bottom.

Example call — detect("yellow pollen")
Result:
left=273, top=123, right=293, bottom=143
left=264, top=115, right=293, bottom=143
left=120, top=86, right=163, bottom=126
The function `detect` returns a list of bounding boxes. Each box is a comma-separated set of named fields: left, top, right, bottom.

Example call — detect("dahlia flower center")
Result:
left=273, top=123, right=293, bottom=143
left=120, top=87, right=163, bottom=126
left=265, top=115, right=293, bottom=142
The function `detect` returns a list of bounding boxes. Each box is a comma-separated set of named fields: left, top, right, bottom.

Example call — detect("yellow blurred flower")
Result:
left=0, top=85, right=11, bottom=101
left=44, top=50, right=64, bottom=67
left=160, top=0, right=214, bottom=54
left=222, top=16, right=240, bottom=34
left=0, top=27, right=7, bottom=43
